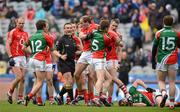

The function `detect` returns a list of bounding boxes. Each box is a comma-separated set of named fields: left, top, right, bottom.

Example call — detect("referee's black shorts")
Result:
left=57, top=59, right=75, bottom=76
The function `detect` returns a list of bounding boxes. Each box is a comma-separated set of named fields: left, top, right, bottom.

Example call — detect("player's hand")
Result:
left=146, top=87, right=156, bottom=93
left=152, top=60, right=156, bottom=69
left=85, top=33, right=93, bottom=40
left=9, top=57, right=15, bottom=66
left=60, top=54, right=67, bottom=61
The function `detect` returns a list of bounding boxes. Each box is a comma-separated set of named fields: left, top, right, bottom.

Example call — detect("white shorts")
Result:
left=77, top=51, right=92, bottom=65
left=28, top=58, right=45, bottom=72
left=156, top=63, right=178, bottom=71
left=45, top=63, right=53, bottom=72
left=13, top=56, right=27, bottom=68
left=106, top=60, right=118, bottom=70
left=92, top=58, right=106, bottom=70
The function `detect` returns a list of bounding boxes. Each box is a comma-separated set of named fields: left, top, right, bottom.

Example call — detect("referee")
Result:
left=53, top=23, right=77, bottom=104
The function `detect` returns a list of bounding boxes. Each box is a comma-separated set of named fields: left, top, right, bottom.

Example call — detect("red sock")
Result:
left=120, top=85, right=128, bottom=95
left=36, top=96, right=43, bottom=103
left=28, top=92, right=34, bottom=99
left=88, top=92, right=94, bottom=100
left=49, top=96, right=54, bottom=101
left=108, top=96, right=112, bottom=103
left=84, top=90, right=89, bottom=103
left=18, top=94, right=23, bottom=100
left=9, top=88, right=14, bottom=95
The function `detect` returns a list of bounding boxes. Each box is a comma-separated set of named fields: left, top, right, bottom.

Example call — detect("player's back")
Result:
left=155, top=26, right=179, bottom=64
left=28, top=30, right=48, bottom=61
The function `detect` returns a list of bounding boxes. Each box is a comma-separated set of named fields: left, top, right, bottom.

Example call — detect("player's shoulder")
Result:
left=155, top=28, right=165, bottom=39
left=9, top=28, right=17, bottom=34
left=174, top=29, right=180, bottom=37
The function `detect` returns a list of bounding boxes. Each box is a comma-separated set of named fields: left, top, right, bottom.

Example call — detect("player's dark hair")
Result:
left=100, top=19, right=110, bottom=31
left=163, top=15, right=173, bottom=26
left=36, top=20, right=47, bottom=30
left=64, top=22, right=72, bottom=29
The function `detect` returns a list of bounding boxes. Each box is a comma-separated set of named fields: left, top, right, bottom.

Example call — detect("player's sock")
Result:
left=8, top=88, right=14, bottom=95
left=59, top=86, right=67, bottom=102
left=66, top=88, right=73, bottom=101
left=119, top=84, right=128, bottom=95
left=49, top=96, right=54, bottom=102
left=108, top=96, right=112, bottom=103
left=84, top=90, right=88, bottom=104
left=18, top=94, right=23, bottom=100
left=37, top=96, right=43, bottom=104
left=28, top=92, right=34, bottom=99
left=169, top=97, right=175, bottom=107
left=89, top=92, right=94, bottom=100
left=161, top=89, right=167, bottom=97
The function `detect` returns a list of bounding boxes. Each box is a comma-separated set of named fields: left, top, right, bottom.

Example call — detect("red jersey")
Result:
left=139, top=91, right=155, bottom=106
left=106, top=31, right=119, bottom=60
left=81, top=24, right=98, bottom=52
left=7, top=28, right=28, bottom=57
left=45, top=34, right=54, bottom=64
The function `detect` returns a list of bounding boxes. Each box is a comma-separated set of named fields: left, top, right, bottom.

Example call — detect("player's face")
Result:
left=16, top=18, right=25, bottom=29
left=43, top=22, right=49, bottom=33
left=110, top=21, right=118, bottom=31
left=64, top=24, right=72, bottom=36
left=82, top=21, right=89, bottom=29
left=77, top=23, right=82, bottom=32
left=71, top=23, right=77, bottom=33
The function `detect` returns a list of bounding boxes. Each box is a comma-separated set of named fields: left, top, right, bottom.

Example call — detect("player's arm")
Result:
left=133, top=103, right=147, bottom=107
left=53, top=38, right=67, bottom=60
left=132, top=79, right=148, bottom=88
left=79, top=31, right=87, bottom=40
left=114, top=33, right=123, bottom=47
left=22, top=39, right=31, bottom=53
left=151, top=32, right=160, bottom=69
left=177, top=31, right=180, bottom=48
left=6, top=31, right=13, bottom=57
left=132, top=79, right=156, bottom=92
left=75, top=45, right=82, bottom=55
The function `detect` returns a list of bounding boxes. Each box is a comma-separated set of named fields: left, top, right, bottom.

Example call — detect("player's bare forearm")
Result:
left=132, top=79, right=148, bottom=89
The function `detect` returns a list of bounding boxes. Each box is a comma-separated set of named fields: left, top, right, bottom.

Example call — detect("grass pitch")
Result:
left=0, top=101, right=180, bottom=112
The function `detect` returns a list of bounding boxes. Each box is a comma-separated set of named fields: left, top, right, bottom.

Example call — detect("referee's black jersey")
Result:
left=56, top=35, right=77, bottom=61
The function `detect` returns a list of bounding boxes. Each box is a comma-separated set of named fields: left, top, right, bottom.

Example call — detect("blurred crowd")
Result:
left=0, top=0, right=179, bottom=75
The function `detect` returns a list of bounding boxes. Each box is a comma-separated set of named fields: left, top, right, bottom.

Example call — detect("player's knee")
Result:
left=169, top=80, right=175, bottom=85
left=47, top=79, right=53, bottom=86
left=74, top=72, right=80, bottom=81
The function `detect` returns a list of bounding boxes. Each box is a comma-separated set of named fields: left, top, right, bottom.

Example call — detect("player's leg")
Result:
left=167, top=65, right=177, bottom=109
left=107, top=82, right=114, bottom=104
left=46, top=71, right=55, bottom=104
left=74, top=63, right=88, bottom=90
left=106, top=60, right=132, bottom=105
left=36, top=88, right=44, bottom=106
left=7, top=66, right=24, bottom=104
left=157, top=70, right=168, bottom=108
left=17, top=68, right=26, bottom=104
left=86, top=65, right=95, bottom=105
left=24, top=71, right=46, bottom=106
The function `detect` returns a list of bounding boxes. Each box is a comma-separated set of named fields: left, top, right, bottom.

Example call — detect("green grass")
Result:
left=0, top=101, right=180, bottom=112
